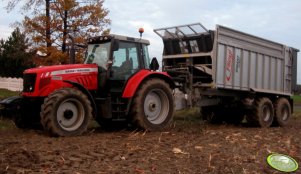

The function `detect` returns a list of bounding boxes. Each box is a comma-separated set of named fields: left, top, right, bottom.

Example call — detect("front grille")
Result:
left=23, top=73, right=37, bottom=92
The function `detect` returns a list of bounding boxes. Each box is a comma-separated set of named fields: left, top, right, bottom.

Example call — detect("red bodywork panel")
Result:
left=122, top=69, right=171, bottom=98
left=23, top=64, right=171, bottom=99
left=22, top=64, right=98, bottom=97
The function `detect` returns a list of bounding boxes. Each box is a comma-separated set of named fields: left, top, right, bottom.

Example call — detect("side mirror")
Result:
left=113, top=40, right=119, bottom=51
left=149, top=57, right=159, bottom=71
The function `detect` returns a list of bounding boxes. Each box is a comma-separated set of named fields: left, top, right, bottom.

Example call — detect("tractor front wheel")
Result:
left=130, top=78, right=174, bottom=131
left=40, top=88, right=92, bottom=136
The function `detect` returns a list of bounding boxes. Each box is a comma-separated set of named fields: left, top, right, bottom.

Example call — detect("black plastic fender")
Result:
left=0, top=96, right=23, bottom=118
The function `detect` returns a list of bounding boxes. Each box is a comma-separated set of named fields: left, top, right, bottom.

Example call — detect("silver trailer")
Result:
left=154, top=23, right=299, bottom=127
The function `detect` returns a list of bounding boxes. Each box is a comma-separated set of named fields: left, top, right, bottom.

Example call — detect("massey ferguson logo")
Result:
left=51, top=68, right=98, bottom=76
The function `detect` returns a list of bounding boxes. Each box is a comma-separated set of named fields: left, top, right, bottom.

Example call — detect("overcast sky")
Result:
left=1, top=0, right=301, bottom=82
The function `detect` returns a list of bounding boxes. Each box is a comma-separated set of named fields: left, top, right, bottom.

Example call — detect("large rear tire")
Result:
left=274, top=98, right=291, bottom=126
left=130, top=78, right=174, bottom=131
left=246, top=97, right=274, bottom=127
left=40, top=88, right=92, bottom=136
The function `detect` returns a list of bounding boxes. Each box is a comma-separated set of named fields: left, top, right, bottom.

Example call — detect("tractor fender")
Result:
left=122, top=69, right=175, bottom=98
left=63, top=80, right=97, bottom=118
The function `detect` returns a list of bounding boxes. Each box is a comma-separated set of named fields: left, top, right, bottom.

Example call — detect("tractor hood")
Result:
left=22, top=64, right=99, bottom=97
left=24, top=64, right=98, bottom=75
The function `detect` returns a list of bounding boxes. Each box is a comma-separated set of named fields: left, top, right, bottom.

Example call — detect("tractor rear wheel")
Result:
left=274, top=98, right=291, bottom=126
left=40, top=88, right=92, bottom=136
left=130, top=78, right=174, bottom=131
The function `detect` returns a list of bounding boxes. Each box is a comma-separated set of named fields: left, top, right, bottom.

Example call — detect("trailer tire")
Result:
left=130, top=78, right=174, bottom=131
left=246, top=97, right=274, bottom=127
left=274, top=98, right=291, bottom=126
left=40, top=88, right=92, bottom=136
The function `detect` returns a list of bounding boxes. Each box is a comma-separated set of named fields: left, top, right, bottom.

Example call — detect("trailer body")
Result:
left=215, top=25, right=298, bottom=95
left=155, top=23, right=298, bottom=127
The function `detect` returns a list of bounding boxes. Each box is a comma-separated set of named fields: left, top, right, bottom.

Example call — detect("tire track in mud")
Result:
left=0, top=117, right=301, bottom=173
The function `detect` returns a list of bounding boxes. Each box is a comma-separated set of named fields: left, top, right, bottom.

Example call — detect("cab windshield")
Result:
left=85, top=42, right=111, bottom=69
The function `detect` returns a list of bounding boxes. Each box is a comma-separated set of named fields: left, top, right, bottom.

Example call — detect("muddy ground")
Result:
left=0, top=111, right=301, bottom=174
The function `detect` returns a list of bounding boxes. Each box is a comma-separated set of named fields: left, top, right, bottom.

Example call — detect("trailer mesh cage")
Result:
left=154, top=23, right=214, bottom=55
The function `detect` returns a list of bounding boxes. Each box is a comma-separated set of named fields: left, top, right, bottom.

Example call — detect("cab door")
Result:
left=109, top=41, right=140, bottom=94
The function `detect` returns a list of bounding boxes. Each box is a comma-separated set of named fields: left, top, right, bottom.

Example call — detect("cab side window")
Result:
left=112, top=41, right=139, bottom=79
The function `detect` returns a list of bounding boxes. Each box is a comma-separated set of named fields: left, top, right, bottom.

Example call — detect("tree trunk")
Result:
left=62, top=10, right=68, bottom=53
left=45, top=0, right=51, bottom=48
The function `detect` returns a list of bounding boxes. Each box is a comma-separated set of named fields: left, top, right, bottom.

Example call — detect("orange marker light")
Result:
left=139, top=28, right=144, bottom=38
left=139, top=28, right=144, bottom=34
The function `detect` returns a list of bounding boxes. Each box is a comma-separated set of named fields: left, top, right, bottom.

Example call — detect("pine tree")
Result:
left=0, top=28, right=35, bottom=77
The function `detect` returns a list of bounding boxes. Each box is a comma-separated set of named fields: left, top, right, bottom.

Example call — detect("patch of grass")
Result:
left=293, top=106, right=301, bottom=118
left=0, top=88, right=20, bottom=100
left=292, top=95, right=301, bottom=104
left=0, top=117, right=15, bottom=130
left=174, top=107, right=200, bottom=121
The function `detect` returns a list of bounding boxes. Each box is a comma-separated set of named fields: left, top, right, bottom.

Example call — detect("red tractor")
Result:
left=1, top=33, right=175, bottom=136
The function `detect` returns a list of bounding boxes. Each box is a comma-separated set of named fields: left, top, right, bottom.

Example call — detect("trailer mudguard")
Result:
left=122, top=69, right=174, bottom=98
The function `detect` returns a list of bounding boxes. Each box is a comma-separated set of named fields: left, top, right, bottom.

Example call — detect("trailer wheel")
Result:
left=40, top=88, right=92, bottom=136
left=130, top=78, right=174, bottom=131
left=274, top=98, right=291, bottom=126
left=247, top=97, right=274, bottom=127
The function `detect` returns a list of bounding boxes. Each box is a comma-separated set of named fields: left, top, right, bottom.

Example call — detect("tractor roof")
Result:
left=88, top=34, right=150, bottom=45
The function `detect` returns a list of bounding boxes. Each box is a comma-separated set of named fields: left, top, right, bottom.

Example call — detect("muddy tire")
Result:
left=130, top=78, right=174, bottom=131
left=201, top=106, right=223, bottom=124
left=40, top=88, right=92, bottom=136
left=246, top=97, right=274, bottom=127
left=274, top=98, right=291, bottom=126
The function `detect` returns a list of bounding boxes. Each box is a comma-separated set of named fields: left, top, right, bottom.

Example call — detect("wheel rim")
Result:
left=281, top=106, right=289, bottom=121
left=144, top=89, right=169, bottom=125
left=263, top=105, right=271, bottom=122
left=57, top=98, right=85, bottom=131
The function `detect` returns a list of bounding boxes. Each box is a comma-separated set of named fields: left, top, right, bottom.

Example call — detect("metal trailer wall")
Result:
left=214, top=25, right=296, bottom=96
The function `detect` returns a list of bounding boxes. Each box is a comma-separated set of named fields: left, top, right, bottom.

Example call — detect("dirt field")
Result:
left=0, top=112, right=301, bottom=174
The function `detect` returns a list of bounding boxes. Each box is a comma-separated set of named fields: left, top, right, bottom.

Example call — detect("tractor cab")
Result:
left=85, top=34, right=151, bottom=96
left=85, top=34, right=154, bottom=121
